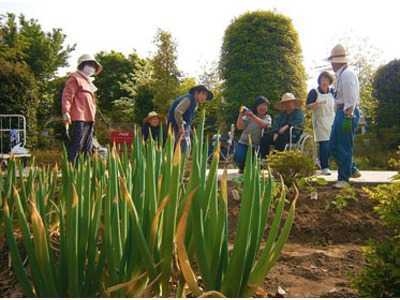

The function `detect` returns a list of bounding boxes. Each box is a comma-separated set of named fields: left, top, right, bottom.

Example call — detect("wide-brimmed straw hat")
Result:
left=274, top=93, right=302, bottom=111
left=326, top=44, right=348, bottom=64
left=77, top=54, right=103, bottom=75
left=144, top=111, right=162, bottom=124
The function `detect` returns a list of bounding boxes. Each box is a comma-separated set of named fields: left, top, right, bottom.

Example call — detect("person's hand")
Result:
left=345, top=107, right=354, bottom=118
left=244, top=110, right=254, bottom=118
left=273, top=133, right=278, bottom=142
left=342, top=116, right=353, bottom=133
left=310, top=102, right=320, bottom=111
left=278, top=126, right=287, bottom=135
left=62, top=112, right=71, bottom=125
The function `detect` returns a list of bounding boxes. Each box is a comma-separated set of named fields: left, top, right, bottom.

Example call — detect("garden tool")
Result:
left=342, top=116, right=353, bottom=133
left=65, top=123, right=71, bottom=142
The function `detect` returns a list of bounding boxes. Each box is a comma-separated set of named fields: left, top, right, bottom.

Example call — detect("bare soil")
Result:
left=228, top=183, right=386, bottom=297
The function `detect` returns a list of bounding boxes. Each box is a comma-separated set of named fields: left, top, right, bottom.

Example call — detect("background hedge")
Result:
left=219, top=11, right=307, bottom=124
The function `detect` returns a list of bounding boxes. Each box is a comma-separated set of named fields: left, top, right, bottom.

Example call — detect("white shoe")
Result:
left=320, top=168, right=332, bottom=175
left=333, top=181, right=350, bottom=189
left=10, top=144, right=30, bottom=155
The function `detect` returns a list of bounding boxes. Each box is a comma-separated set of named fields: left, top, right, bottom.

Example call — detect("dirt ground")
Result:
left=228, top=183, right=386, bottom=297
left=0, top=183, right=385, bottom=298
left=0, top=243, right=23, bottom=298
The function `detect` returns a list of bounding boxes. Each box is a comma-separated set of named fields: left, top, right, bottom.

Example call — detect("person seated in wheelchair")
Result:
left=234, top=96, right=272, bottom=173
left=260, top=93, right=304, bottom=158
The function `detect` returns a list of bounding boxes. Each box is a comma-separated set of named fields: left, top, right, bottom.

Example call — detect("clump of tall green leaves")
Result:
left=176, top=119, right=297, bottom=297
left=2, top=113, right=296, bottom=297
left=3, top=132, right=182, bottom=297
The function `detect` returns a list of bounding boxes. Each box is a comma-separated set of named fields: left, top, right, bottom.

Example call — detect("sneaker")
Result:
left=333, top=181, right=350, bottom=189
left=10, top=144, right=30, bottom=155
left=320, top=168, right=332, bottom=175
left=351, top=170, right=362, bottom=178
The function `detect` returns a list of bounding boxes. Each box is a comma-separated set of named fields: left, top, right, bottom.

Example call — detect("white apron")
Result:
left=311, top=89, right=335, bottom=142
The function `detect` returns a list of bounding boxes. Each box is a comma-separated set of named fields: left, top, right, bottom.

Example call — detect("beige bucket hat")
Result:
left=77, top=54, right=103, bottom=75
left=144, top=111, right=162, bottom=124
left=326, top=44, right=348, bottom=64
left=274, top=92, right=303, bottom=111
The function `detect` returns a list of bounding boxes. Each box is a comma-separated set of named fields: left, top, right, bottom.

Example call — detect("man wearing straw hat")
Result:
left=62, top=54, right=103, bottom=163
left=327, top=44, right=361, bottom=189
left=260, top=92, right=305, bottom=157
left=142, top=111, right=165, bottom=142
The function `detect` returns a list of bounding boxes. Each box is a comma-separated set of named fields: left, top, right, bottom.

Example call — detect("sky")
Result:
left=2, top=0, right=400, bottom=84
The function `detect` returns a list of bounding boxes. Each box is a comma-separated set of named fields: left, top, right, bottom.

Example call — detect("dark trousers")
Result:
left=259, top=131, right=291, bottom=158
left=329, top=108, right=360, bottom=181
left=67, top=121, right=94, bottom=163
left=318, top=141, right=330, bottom=169
left=234, top=142, right=259, bottom=171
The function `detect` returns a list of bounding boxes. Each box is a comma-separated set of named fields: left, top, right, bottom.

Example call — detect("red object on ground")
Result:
left=110, top=131, right=134, bottom=146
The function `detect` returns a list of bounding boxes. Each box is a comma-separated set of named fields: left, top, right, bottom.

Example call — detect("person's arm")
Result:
left=61, top=77, right=78, bottom=124
left=271, top=114, right=282, bottom=133
left=174, top=97, right=191, bottom=129
left=342, top=72, right=359, bottom=116
left=288, top=110, right=305, bottom=131
left=272, top=113, right=289, bottom=134
left=236, top=112, right=246, bottom=130
left=306, top=89, right=319, bottom=111
left=278, top=124, right=290, bottom=134
left=244, top=111, right=270, bottom=129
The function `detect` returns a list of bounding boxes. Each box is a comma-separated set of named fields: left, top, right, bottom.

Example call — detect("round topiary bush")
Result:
left=219, top=11, right=307, bottom=123
left=373, top=59, right=400, bottom=130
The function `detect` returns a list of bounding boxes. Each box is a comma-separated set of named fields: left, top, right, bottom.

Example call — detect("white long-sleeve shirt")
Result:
left=335, top=65, right=360, bottom=112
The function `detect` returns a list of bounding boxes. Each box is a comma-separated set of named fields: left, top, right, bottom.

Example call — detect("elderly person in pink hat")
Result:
left=62, top=54, right=102, bottom=163
left=327, top=44, right=361, bottom=189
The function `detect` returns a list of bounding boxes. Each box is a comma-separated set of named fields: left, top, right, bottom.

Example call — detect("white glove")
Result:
left=63, top=112, right=71, bottom=124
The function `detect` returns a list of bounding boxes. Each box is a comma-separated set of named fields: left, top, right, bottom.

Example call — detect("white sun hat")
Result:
left=274, top=92, right=303, bottom=111
left=77, top=54, right=103, bottom=75
left=326, top=44, right=348, bottom=64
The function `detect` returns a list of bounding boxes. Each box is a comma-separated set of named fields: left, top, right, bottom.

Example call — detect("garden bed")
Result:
left=227, top=183, right=386, bottom=297
left=1, top=181, right=386, bottom=298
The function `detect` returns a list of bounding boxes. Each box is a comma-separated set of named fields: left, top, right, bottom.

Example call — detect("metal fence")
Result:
left=0, top=114, right=28, bottom=157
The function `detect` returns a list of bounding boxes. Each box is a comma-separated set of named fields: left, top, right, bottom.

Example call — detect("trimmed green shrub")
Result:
left=267, top=150, right=315, bottom=186
left=220, top=11, right=307, bottom=124
left=373, top=59, right=400, bottom=135
left=354, top=183, right=400, bottom=297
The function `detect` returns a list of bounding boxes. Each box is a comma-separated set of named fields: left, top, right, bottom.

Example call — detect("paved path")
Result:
left=215, top=169, right=398, bottom=184
left=315, top=170, right=397, bottom=184
left=11, top=167, right=398, bottom=184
